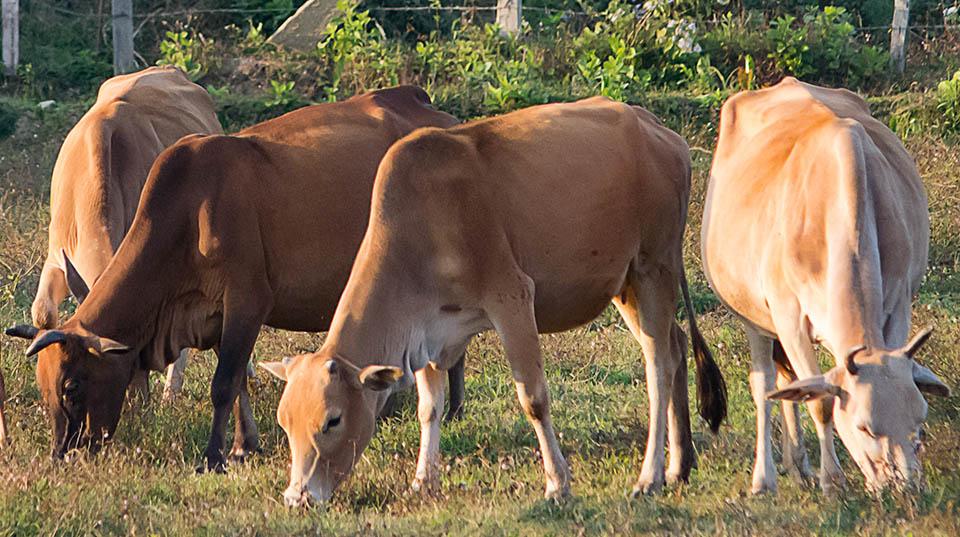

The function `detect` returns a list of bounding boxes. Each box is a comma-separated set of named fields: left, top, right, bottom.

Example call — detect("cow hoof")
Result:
left=228, top=445, right=261, bottom=463
left=544, top=482, right=570, bottom=502
left=161, top=391, right=178, bottom=405
left=444, top=405, right=465, bottom=422
left=629, top=477, right=664, bottom=497
left=820, top=470, right=846, bottom=497
left=666, top=469, right=691, bottom=487
left=196, top=455, right=228, bottom=474
left=751, top=479, right=777, bottom=495
left=410, top=477, right=440, bottom=496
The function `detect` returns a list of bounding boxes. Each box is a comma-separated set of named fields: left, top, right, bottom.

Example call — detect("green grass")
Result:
left=1, top=94, right=960, bottom=536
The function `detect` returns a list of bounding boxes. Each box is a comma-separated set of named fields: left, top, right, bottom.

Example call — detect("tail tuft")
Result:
left=681, top=270, right=727, bottom=434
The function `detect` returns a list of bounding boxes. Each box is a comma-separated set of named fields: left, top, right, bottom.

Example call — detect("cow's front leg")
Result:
left=490, top=276, right=570, bottom=500
left=229, top=374, right=260, bottom=462
left=770, top=306, right=844, bottom=495
left=412, top=363, right=446, bottom=494
left=202, top=303, right=266, bottom=473
left=745, top=326, right=777, bottom=494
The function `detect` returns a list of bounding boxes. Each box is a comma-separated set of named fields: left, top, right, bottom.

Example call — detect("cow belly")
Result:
left=532, top=276, right=626, bottom=333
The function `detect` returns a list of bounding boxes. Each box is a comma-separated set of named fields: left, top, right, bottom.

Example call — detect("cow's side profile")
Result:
left=262, top=98, right=727, bottom=506
left=702, top=77, right=949, bottom=494
left=5, top=86, right=460, bottom=470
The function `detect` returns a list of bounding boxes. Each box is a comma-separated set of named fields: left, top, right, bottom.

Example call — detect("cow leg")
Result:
left=770, top=307, right=845, bottom=495
left=666, top=323, right=695, bottom=485
left=31, top=262, right=68, bottom=329
left=411, top=363, right=446, bottom=494
left=445, top=353, right=466, bottom=422
left=202, top=301, right=267, bottom=473
left=612, top=272, right=683, bottom=496
left=162, top=349, right=190, bottom=403
left=489, top=275, right=570, bottom=500
left=773, top=353, right=814, bottom=484
left=127, top=368, right=150, bottom=409
left=744, top=325, right=778, bottom=494
left=229, top=374, right=260, bottom=462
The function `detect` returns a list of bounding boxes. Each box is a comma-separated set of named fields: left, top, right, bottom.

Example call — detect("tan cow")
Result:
left=261, top=98, right=727, bottom=505
left=30, top=66, right=223, bottom=403
left=702, top=77, right=949, bottom=494
left=5, top=87, right=459, bottom=470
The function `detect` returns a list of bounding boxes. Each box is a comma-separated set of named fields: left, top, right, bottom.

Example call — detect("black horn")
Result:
left=845, top=344, right=866, bottom=375
left=5, top=324, right=40, bottom=340
left=25, top=330, right=68, bottom=357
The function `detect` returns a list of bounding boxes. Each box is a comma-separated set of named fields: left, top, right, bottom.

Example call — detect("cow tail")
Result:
left=680, top=268, right=727, bottom=434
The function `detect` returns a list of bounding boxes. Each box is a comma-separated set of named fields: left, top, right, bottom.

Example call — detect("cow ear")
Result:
left=62, top=250, right=90, bottom=304
left=86, top=335, right=130, bottom=357
left=358, top=365, right=402, bottom=391
left=5, top=324, right=39, bottom=340
left=767, top=375, right=841, bottom=402
left=903, top=326, right=934, bottom=359
left=260, top=361, right=289, bottom=382
left=912, top=362, right=950, bottom=397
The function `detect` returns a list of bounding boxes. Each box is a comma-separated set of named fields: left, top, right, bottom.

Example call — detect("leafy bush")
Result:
left=0, top=101, right=19, bottom=139
left=157, top=29, right=213, bottom=81
left=938, top=70, right=960, bottom=132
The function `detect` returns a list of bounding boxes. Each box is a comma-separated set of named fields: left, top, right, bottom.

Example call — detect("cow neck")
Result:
left=320, top=249, right=430, bottom=375
left=72, top=226, right=179, bottom=351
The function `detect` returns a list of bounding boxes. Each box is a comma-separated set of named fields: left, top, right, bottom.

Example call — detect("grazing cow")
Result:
left=30, top=66, right=223, bottom=404
left=702, top=78, right=949, bottom=494
left=5, top=86, right=460, bottom=470
left=261, top=98, right=727, bottom=506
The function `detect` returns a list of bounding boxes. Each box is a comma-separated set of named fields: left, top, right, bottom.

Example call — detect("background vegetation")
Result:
left=1, top=0, right=960, bottom=535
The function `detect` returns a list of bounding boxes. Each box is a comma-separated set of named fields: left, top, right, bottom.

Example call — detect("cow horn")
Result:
left=5, top=324, right=40, bottom=340
left=25, top=330, right=68, bottom=356
left=62, top=250, right=90, bottom=304
left=845, top=344, right=866, bottom=375
left=903, top=326, right=934, bottom=359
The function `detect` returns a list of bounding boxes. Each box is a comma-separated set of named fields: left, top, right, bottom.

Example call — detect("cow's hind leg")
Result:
left=445, top=353, right=466, bottom=422
left=666, top=323, right=695, bottom=484
left=613, top=269, right=685, bottom=496
left=488, top=273, right=570, bottom=500
left=744, top=325, right=778, bottom=494
left=162, top=349, right=190, bottom=403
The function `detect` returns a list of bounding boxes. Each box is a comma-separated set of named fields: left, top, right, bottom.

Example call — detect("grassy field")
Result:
left=0, top=92, right=959, bottom=536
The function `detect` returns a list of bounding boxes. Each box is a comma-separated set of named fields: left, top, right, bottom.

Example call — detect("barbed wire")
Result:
left=25, top=0, right=960, bottom=32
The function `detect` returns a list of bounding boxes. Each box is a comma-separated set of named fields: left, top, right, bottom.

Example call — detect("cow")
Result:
left=261, top=97, right=728, bottom=506
left=701, top=77, right=950, bottom=494
left=29, top=66, right=224, bottom=404
left=4, top=86, right=461, bottom=471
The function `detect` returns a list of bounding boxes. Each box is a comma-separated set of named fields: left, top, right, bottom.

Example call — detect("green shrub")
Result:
left=0, top=101, right=19, bottom=139
left=938, top=70, right=960, bottom=133
left=157, top=29, right=213, bottom=81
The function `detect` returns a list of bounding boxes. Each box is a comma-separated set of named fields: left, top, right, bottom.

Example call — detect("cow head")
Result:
left=261, top=354, right=401, bottom=506
left=768, top=327, right=950, bottom=493
left=5, top=323, right=133, bottom=458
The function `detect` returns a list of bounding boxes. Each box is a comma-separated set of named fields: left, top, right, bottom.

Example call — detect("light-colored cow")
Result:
left=702, top=77, right=950, bottom=494
left=262, top=98, right=727, bottom=505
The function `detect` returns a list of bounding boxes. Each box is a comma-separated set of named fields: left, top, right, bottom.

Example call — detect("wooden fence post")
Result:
left=890, top=0, right=909, bottom=74
left=2, top=0, right=17, bottom=76
left=496, top=0, right=522, bottom=35
left=112, top=0, right=135, bottom=74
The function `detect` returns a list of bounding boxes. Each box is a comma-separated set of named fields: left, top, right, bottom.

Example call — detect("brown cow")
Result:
left=5, top=86, right=460, bottom=470
left=2, top=67, right=221, bottom=448
left=702, top=78, right=949, bottom=494
left=261, top=98, right=727, bottom=505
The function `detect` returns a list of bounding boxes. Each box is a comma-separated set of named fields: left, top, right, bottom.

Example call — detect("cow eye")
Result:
left=322, top=415, right=342, bottom=434
left=857, top=423, right=876, bottom=439
left=63, top=380, right=79, bottom=396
